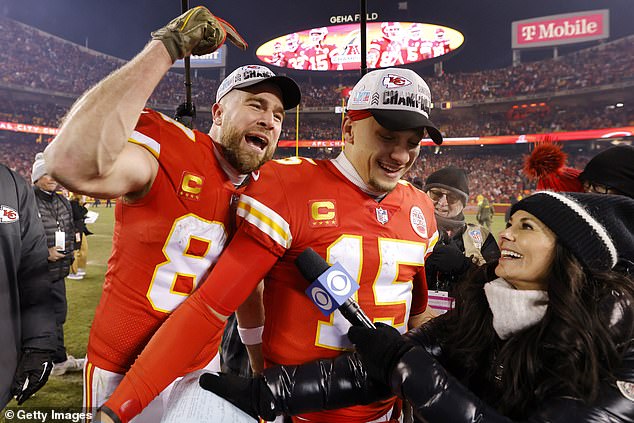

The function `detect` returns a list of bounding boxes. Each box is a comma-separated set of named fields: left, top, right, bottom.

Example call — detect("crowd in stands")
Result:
left=0, top=134, right=45, bottom=178
left=0, top=101, right=67, bottom=127
left=0, top=126, right=613, bottom=205
left=431, top=36, right=634, bottom=101
left=0, top=16, right=629, bottom=204
left=2, top=97, right=631, bottom=141
left=277, top=103, right=633, bottom=140
left=1, top=16, right=633, bottom=110
left=0, top=16, right=217, bottom=107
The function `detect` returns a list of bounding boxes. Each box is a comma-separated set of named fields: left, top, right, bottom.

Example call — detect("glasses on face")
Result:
left=427, top=188, right=462, bottom=205
left=583, top=180, right=612, bottom=195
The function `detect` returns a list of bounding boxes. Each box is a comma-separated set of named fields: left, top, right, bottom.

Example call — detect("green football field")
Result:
left=1, top=206, right=506, bottom=418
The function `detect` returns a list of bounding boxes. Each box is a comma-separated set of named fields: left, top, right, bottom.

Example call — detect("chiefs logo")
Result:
left=382, top=74, right=412, bottom=89
left=0, top=205, right=18, bottom=223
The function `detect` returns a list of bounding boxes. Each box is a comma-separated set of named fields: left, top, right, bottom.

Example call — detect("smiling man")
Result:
left=42, top=7, right=300, bottom=422
left=99, top=67, right=444, bottom=423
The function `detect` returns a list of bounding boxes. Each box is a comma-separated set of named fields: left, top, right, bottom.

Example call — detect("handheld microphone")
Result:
left=295, top=248, right=375, bottom=329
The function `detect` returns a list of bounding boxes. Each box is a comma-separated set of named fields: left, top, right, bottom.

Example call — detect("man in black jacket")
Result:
left=422, top=167, right=500, bottom=303
left=0, top=164, right=56, bottom=408
left=31, top=153, right=84, bottom=376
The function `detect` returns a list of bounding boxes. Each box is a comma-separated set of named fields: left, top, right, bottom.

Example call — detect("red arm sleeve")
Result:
left=102, top=230, right=279, bottom=422
left=411, top=267, right=428, bottom=315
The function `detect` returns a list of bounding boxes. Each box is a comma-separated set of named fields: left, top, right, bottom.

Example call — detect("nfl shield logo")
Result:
left=468, top=228, right=483, bottom=250
left=375, top=207, right=389, bottom=224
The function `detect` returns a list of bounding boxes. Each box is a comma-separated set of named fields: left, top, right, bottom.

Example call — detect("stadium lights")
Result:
left=616, top=103, right=624, bottom=108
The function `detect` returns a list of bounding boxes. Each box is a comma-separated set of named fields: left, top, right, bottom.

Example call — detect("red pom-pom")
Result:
left=524, top=143, right=567, bottom=179
left=523, top=139, right=584, bottom=192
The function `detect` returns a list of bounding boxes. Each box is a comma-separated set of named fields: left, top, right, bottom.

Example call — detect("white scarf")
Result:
left=483, top=277, right=549, bottom=340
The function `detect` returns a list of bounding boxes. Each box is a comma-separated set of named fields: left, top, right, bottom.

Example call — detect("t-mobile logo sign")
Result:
left=520, top=18, right=600, bottom=41
left=512, top=10, right=608, bottom=49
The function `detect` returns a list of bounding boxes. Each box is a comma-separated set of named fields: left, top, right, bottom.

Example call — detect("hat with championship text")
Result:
left=216, top=65, right=301, bottom=110
left=346, top=68, right=443, bottom=145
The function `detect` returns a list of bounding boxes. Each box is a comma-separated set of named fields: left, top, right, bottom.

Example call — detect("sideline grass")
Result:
left=1, top=207, right=506, bottom=420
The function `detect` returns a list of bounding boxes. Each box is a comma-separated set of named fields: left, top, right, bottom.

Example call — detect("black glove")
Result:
left=10, top=349, right=53, bottom=405
left=174, top=102, right=196, bottom=129
left=199, top=372, right=277, bottom=421
left=425, top=244, right=471, bottom=274
left=347, top=323, right=415, bottom=385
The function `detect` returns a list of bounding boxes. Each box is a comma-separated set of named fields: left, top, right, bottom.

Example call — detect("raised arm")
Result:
left=45, top=6, right=246, bottom=199
left=44, top=41, right=169, bottom=199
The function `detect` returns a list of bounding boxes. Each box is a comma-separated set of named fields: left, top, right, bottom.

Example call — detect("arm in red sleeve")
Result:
left=411, top=267, right=428, bottom=315
left=102, top=230, right=279, bottom=422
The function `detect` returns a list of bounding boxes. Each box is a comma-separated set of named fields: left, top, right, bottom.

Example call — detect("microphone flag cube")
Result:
left=305, top=262, right=360, bottom=316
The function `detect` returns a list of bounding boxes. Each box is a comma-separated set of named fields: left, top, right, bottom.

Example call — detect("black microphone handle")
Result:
left=339, top=298, right=376, bottom=329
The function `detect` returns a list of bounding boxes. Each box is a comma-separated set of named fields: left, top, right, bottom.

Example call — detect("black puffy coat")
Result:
left=262, top=292, right=634, bottom=422
left=33, top=186, right=74, bottom=281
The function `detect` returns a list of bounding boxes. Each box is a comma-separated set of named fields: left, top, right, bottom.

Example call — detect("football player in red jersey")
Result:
left=268, top=41, right=286, bottom=67
left=305, top=27, right=338, bottom=71
left=43, top=7, right=300, bottom=423
left=283, top=33, right=310, bottom=70
left=368, top=22, right=406, bottom=69
left=406, top=23, right=432, bottom=63
left=431, top=27, right=452, bottom=58
left=99, top=67, right=443, bottom=423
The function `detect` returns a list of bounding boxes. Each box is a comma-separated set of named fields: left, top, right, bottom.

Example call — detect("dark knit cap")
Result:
left=580, top=146, right=634, bottom=198
left=511, top=191, right=634, bottom=271
left=424, top=166, right=469, bottom=204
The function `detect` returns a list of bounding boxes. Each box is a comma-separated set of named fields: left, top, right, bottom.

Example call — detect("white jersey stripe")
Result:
left=426, top=229, right=440, bottom=256
left=128, top=130, right=161, bottom=158
left=237, top=195, right=292, bottom=249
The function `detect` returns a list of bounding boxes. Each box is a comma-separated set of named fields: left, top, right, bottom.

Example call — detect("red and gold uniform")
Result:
left=368, top=37, right=405, bottom=69
left=282, top=48, right=310, bottom=70
left=104, top=155, right=438, bottom=423
left=432, top=38, right=451, bottom=58
left=86, top=109, right=236, bottom=408
left=406, top=39, right=433, bottom=62
left=306, top=44, right=337, bottom=71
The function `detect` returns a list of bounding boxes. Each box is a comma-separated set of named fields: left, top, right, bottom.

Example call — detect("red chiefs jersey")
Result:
left=236, top=157, right=438, bottom=422
left=406, top=39, right=433, bottom=62
left=432, top=39, right=451, bottom=57
left=305, top=44, right=337, bottom=71
left=87, top=109, right=234, bottom=374
left=369, top=37, right=405, bottom=68
left=283, top=49, right=310, bottom=70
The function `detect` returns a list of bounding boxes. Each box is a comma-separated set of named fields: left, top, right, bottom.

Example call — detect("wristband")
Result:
left=237, top=326, right=264, bottom=345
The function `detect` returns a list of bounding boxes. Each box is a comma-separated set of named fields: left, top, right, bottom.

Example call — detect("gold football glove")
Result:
left=151, top=6, right=247, bottom=63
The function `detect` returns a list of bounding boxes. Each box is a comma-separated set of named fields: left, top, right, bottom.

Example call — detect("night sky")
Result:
left=3, top=0, right=633, bottom=75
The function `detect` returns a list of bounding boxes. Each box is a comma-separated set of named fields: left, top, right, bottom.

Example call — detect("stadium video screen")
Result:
left=256, top=22, right=464, bottom=71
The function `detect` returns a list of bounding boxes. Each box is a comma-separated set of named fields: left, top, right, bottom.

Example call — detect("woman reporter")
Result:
left=201, top=191, right=634, bottom=422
